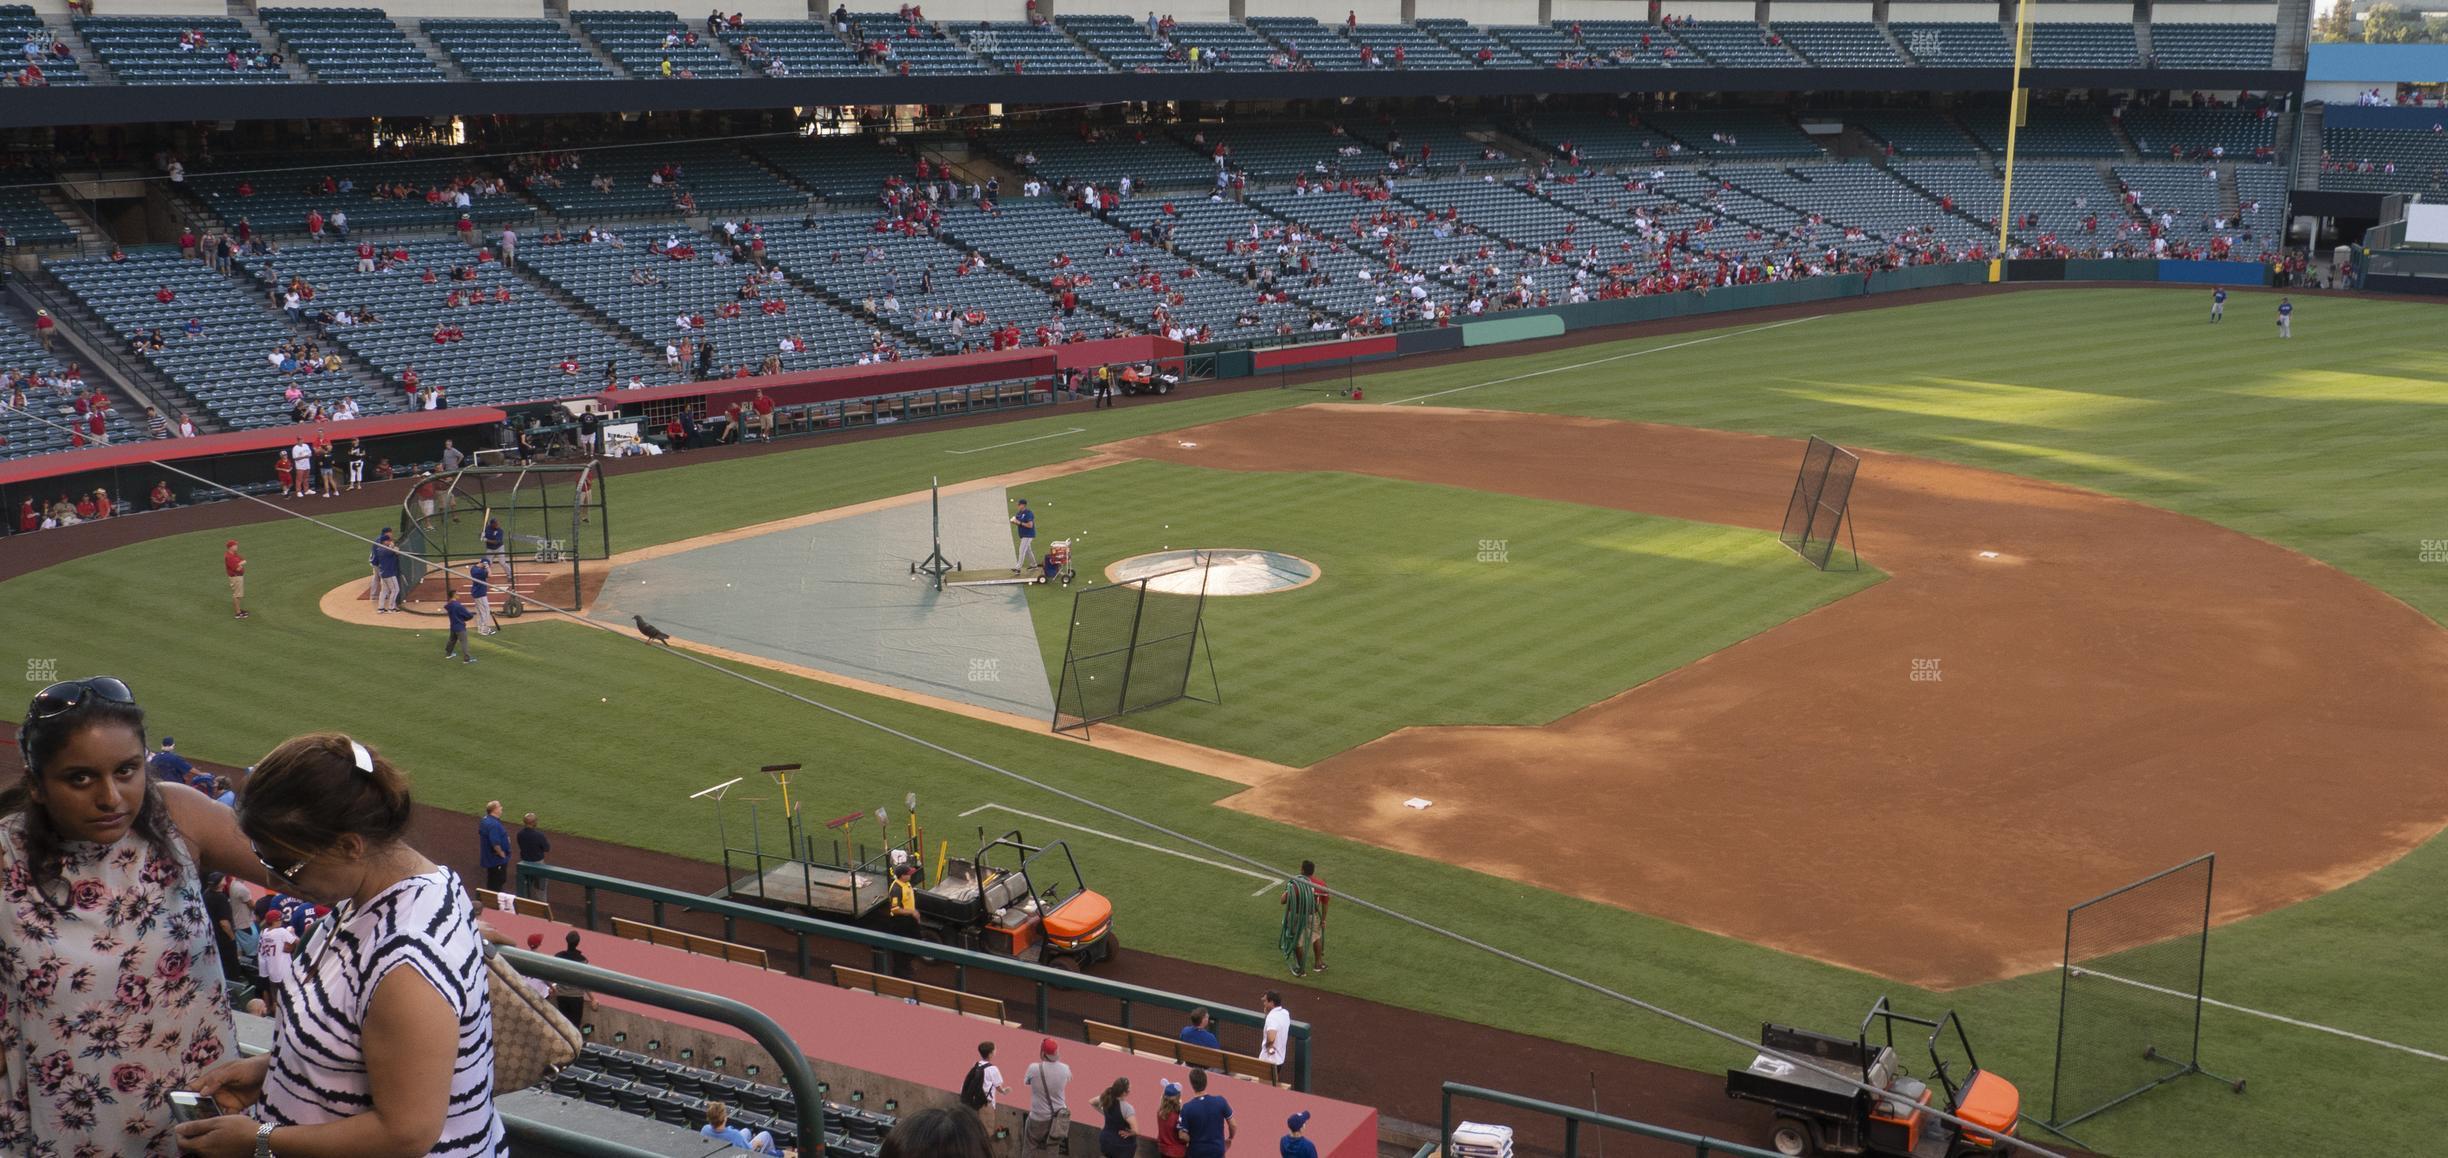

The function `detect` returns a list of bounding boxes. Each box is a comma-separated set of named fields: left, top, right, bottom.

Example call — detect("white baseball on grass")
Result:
left=601, top=697, right=608, bottom=702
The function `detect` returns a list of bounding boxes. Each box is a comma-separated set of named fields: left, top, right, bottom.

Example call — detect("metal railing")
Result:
left=499, top=944, right=828, bottom=1154
left=1439, top=1082, right=1782, bottom=1158
left=519, top=861, right=1315, bottom=1090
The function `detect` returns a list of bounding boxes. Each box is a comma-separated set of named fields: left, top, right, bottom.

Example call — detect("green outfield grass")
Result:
left=5, top=289, right=2446, bottom=1157
left=1018, top=460, right=1878, bottom=765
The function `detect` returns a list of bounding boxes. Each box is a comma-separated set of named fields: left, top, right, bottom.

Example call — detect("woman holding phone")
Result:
left=175, top=732, right=504, bottom=1158
left=0, top=676, right=270, bottom=1155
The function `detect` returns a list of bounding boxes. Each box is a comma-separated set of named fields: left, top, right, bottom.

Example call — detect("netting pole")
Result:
left=2050, top=909, right=2073, bottom=1126
left=2192, top=855, right=2214, bottom=1068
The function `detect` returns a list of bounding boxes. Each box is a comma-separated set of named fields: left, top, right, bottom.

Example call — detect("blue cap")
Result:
left=1287, top=1112, right=1310, bottom=1132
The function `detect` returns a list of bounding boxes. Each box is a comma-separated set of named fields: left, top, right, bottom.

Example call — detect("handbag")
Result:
left=485, top=945, right=583, bottom=1090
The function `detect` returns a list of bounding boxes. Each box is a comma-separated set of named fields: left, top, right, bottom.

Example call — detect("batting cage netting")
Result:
left=2047, top=854, right=2242, bottom=1137
left=1052, top=559, right=1216, bottom=734
left=1778, top=435, right=1860, bottom=570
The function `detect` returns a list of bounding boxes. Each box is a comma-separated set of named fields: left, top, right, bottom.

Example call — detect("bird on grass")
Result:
left=634, top=615, right=672, bottom=644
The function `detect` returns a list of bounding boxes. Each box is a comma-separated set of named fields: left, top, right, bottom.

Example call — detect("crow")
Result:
left=634, top=615, right=672, bottom=645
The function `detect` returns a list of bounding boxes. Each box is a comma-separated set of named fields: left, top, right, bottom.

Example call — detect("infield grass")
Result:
left=6, top=289, right=2447, bottom=1157
left=1017, top=459, right=1878, bottom=765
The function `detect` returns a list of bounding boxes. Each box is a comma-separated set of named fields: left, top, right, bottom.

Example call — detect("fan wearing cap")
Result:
left=1020, top=1037, right=1073, bottom=1158
left=1281, top=1112, right=1316, bottom=1158
left=225, top=538, right=248, bottom=619
left=1, top=676, right=274, bottom=1156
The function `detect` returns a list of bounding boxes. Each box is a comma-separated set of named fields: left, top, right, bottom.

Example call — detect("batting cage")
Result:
left=397, top=462, right=610, bottom=616
left=2044, top=854, right=2244, bottom=1142
left=1778, top=434, right=1860, bottom=570
left=1052, top=557, right=1219, bottom=735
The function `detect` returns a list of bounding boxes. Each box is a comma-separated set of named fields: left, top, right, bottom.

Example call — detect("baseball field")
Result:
left=8, top=286, right=2446, bottom=1156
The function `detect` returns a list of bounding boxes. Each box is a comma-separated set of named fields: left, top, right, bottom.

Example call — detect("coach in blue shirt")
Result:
left=1179, top=1008, right=1221, bottom=1050
left=370, top=528, right=403, bottom=613
left=478, top=800, right=513, bottom=892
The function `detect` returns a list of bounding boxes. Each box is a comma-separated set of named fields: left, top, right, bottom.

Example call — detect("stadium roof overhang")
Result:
left=0, top=66, right=2306, bottom=130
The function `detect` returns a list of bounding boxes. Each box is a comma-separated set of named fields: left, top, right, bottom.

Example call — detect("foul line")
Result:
left=948, top=427, right=1089, bottom=455
left=2077, top=968, right=2448, bottom=1062
left=1381, top=314, right=1827, bottom=406
left=961, top=802, right=1280, bottom=897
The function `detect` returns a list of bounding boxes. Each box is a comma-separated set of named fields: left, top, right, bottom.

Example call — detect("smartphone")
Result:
left=168, top=1090, right=210, bottom=1123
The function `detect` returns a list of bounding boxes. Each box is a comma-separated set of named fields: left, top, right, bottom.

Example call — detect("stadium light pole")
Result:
left=1993, top=0, right=2036, bottom=281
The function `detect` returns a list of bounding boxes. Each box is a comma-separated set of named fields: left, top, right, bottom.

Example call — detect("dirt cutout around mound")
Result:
left=1105, top=405, right=2448, bottom=989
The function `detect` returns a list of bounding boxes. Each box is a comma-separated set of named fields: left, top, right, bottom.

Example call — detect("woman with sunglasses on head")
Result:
left=176, top=732, right=505, bottom=1158
left=1, top=676, right=272, bottom=1155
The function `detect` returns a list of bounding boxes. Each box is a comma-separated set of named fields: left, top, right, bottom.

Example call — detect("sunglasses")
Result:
left=26, top=677, right=135, bottom=722
left=252, top=838, right=310, bottom=885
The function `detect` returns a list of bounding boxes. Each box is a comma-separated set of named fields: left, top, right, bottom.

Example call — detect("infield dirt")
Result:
left=1108, top=405, right=2448, bottom=988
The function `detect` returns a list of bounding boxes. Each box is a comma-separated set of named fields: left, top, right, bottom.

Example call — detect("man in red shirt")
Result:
left=32, top=308, right=53, bottom=351
left=751, top=389, right=775, bottom=440
left=224, top=539, right=248, bottom=619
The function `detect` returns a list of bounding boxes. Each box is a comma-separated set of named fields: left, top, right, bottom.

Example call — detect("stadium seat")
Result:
left=1, top=3, right=93, bottom=84
left=423, top=18, right=618, bottom=81
left=1890, top=22, right=2011, bottom=67
left=571, top=10, right=745, bottom=79
left=2147, top=23, right=2274, bottom=69
left=260, top=8, right=446, bottom=84
left=75, top=15, right=289, bottom=83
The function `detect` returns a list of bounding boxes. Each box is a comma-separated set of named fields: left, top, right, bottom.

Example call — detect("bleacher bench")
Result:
left=830, top=964, right=1012, bottom=1024
left=1081, top=1019, right=1283, bottom=1086
left=609, top=916, right=773, bottom=969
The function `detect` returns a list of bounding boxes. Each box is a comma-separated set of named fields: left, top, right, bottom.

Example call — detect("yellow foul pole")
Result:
left=1992, top=0, right=2035, bottom=282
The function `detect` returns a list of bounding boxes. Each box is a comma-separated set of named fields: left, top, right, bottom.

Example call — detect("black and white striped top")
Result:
left=260, top=867, right=506, bottom=1156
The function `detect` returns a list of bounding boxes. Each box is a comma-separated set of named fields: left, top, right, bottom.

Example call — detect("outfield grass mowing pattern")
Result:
left=6, top=291, right=2447, bottom=1157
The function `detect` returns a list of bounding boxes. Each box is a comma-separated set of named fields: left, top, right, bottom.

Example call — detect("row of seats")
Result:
left=185, top=157, right=530, bottom=235
left=949, top=21, right=1104, bottom=73
left=516, top=227, right=884, bottom=376
left=0, top=305, right=78, bottom=461
left=46, top=250, right=355, bottom=431
left=845, top=10, right=984, bottom=75
left=552, top=1042, right=897, bottom=1156
left=3, top=3, right=92, bottom=84
left=32, top=13, right=2279, bottom=87
left=261, top=8, right=444, bottom=83
left=572, top=9, right=741, bottom=78
left=423, top=17, right=616, bottom=81
left=519, top=142, right=802, bottom=217
left=2316, top=126, right=2448, bottom=193
left=0, top=181, right=79, bottom=246
left=75, top=15, right=287, bottom=84
left=240, top=237, right=669, bottom=407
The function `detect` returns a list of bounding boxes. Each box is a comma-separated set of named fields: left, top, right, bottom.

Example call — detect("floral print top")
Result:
left=0, top=811, right=234, bottom=1157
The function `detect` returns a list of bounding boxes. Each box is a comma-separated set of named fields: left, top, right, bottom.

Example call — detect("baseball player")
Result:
left=2276, top=296, right=2292, bottom=338
left=1010, top=498, right=1039, bottom=574
left=470, top=558, right=499, bottom=635
left=2210, top=287, right=2225, bottom=322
